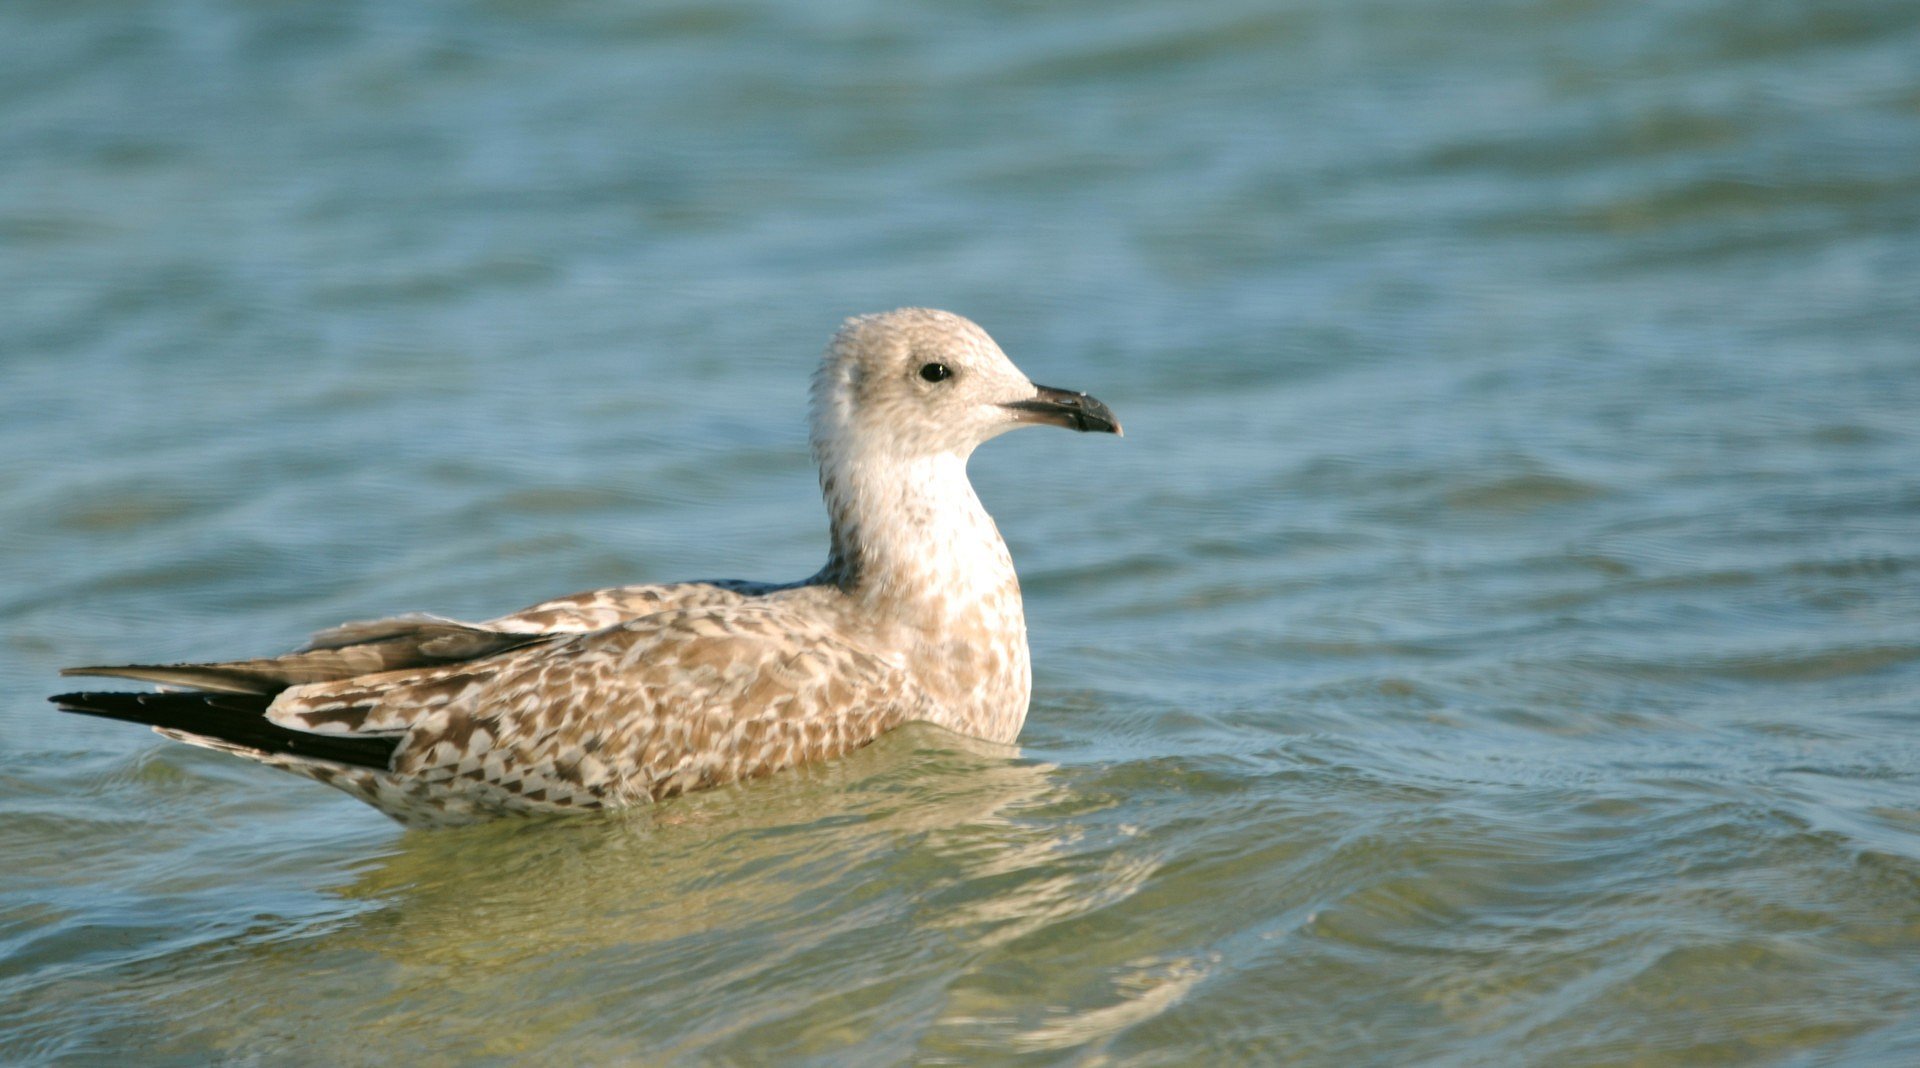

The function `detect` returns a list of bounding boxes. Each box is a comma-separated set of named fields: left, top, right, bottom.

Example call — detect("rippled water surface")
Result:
left=4, top=1, right=1920, bottom=1063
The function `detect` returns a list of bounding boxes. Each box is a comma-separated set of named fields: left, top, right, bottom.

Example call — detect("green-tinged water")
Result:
left=3, top=0, right=1920, bottom=1063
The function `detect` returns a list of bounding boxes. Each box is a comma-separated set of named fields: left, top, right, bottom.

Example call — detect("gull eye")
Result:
left=919, top=362, right=952, bottom=383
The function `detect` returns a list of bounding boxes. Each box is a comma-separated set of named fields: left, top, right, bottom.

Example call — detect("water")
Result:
left=3, top=0, right=1919, bottom=1062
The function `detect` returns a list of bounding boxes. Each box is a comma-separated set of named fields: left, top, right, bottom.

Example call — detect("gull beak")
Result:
left=1001, top=385, right=1123, bottom=436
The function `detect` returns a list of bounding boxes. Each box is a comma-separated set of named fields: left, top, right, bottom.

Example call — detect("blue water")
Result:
left=4, top=1, right=1920, bottom=1063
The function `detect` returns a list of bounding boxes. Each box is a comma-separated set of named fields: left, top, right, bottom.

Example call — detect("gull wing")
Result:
left=258, top=603, right=929, bottom=824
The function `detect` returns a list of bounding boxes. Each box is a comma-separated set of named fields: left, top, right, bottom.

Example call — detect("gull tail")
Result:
left=50, top=691, right=399, bottom=769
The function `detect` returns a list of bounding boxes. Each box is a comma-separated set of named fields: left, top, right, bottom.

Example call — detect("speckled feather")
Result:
left=56, top=309, right=1118, bottom=825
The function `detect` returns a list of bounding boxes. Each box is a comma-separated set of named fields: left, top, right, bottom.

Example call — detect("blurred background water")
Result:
left=3, top=0, right=1919, bottom=1063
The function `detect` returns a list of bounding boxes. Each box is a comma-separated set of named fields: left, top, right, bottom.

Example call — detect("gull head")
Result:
left=811, top=308, right=1121, bottom=462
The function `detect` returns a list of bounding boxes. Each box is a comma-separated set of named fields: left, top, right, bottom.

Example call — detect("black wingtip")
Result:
left=52, top=691, right=154, bottom=721
left=53, top=690, right=400, bottom=770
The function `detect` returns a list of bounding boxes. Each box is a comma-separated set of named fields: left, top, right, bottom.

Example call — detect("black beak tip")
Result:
left=1007, top=385, right=1123, bottom=436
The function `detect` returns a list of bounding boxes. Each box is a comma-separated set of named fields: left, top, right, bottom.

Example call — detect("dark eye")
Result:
left=919, top=362, right=952, bottom=383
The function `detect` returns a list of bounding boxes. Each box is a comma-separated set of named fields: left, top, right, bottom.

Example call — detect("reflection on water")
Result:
left=73, top=730, right=1086, bottom=1061
left=4, top=0, right=1920, bottom=1062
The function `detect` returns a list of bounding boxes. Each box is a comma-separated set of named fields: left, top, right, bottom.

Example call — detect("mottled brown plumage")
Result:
left=55, top=308, right=1120, bottom=826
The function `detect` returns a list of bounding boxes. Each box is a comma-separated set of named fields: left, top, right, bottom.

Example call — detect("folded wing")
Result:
left=61, top=598, right=927, bottom=825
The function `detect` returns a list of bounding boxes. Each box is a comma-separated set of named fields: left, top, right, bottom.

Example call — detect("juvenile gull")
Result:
left=53, top=309, right=1121, bottom=826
